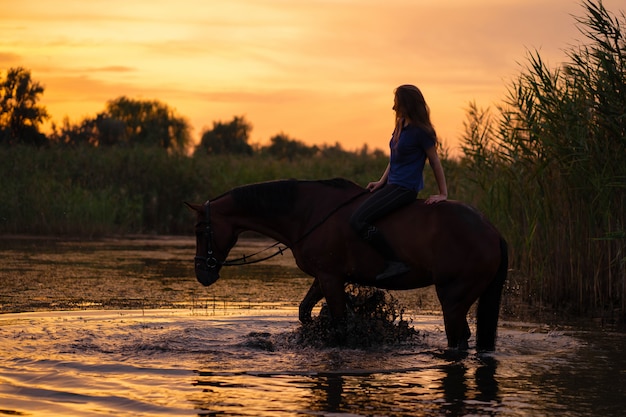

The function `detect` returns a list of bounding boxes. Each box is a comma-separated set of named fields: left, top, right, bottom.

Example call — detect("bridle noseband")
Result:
left=194, top=201, right=219, bottom=271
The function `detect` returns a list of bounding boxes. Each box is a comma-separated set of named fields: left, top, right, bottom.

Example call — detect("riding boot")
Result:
left=362, top=226, right=411, bottom=281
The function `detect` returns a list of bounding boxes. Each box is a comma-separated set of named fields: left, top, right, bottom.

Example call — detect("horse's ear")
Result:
left=184, top=202, right=203, bottom=213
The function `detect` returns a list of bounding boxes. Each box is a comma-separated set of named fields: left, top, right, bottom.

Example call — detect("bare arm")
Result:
left=367, top=162, right=390, bottom=192
left=424, top=146, right=448, bottom=204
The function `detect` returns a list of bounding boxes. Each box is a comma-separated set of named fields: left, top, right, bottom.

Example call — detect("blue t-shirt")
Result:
left=388, top=124, right=436, bottom=193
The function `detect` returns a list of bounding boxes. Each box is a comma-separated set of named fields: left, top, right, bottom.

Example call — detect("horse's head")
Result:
left=185, top=201, right=233, bottom=287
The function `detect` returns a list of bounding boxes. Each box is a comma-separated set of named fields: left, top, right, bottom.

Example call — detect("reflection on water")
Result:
left=0, top=236, right=314, bottom=313
left=2, top=309, right=625, bottom=416
left=192, top=358, right=501, bottom=416
left=1, top=237, right=625, bottom=416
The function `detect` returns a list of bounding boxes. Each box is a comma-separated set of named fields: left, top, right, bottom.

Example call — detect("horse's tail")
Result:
left=476, top=237, right=508, bottom=352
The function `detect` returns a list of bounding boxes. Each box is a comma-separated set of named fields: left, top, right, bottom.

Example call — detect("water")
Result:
left=1, top=237, right=625, bottom=416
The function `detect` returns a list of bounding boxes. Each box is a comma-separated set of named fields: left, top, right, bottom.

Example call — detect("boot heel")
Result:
left=375, top=261, right=411, bottom=281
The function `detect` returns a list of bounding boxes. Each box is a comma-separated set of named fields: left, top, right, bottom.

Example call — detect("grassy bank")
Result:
left=0, top=145, right=398, bottom=235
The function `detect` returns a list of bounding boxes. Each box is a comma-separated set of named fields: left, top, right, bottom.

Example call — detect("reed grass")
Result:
left=0, top=145, right=395, bottom=236
left=460, top=0, right=625, bottom=321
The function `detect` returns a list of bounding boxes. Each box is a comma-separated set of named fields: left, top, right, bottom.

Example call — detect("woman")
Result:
left=350, top=84, right=448, bottom=281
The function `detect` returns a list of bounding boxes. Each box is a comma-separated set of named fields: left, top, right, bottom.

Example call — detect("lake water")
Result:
left=0, top=237, right=624, bottom=416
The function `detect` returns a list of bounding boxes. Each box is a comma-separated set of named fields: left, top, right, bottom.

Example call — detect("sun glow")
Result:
left=2, top=0, right=623, bottom=153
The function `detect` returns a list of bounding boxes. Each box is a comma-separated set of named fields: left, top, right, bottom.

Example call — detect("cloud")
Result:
left=81, top=66, right=136, bottom=73
left=5, top=0, right=625, bottom=154
left=0, top=52, right=22, bottom=66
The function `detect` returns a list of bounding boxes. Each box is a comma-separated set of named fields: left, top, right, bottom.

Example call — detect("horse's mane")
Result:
left=315, top=177, right=361, bottom=189
left=229, top=178, right=361, bottom=216
left=230, top=179, right=298, bottom=215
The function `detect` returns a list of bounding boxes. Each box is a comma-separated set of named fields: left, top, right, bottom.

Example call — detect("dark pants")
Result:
left=350, top=184, right=417, bottom=236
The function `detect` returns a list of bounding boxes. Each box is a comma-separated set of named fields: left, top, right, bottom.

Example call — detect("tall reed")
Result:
left=0, top=145, right=392, bottom=236
left=461, top=0, right=625, bottom=320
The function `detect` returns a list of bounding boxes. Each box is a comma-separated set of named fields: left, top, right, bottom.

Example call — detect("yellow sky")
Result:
left=1, top=0, right=622, bottom=154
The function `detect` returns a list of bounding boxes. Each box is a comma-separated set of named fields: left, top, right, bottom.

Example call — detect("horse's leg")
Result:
left=459, top=319, right=471, bottom=350
left=436, top=283, right=472, bottom=350
left=476, top=238, right=508, bottom=352
left=443, top=310, right=471, bottom=350
left=299, top=278, right=324, bottom=323
left=316, top=273, right=347, bottom=320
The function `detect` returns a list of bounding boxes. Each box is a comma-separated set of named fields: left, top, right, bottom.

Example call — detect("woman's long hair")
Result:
left=392, top=84, right=437, bottom=144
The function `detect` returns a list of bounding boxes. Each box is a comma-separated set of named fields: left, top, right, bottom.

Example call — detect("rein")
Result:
left=197, top=189, right=368, bottom=268
left=221, top=242, right=286, bottom=266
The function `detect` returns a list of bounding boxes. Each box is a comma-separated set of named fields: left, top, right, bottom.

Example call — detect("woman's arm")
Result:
left=424, top=146, right=448, bottom=204
left=367, top=163, right=390, bottom=192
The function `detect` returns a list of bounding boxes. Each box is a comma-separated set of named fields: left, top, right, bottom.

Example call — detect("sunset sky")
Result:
left=1, top=0, right=622, bottom=154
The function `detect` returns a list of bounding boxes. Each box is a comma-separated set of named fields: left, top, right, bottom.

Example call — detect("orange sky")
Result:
left=1, top=0, right=622, bottom=154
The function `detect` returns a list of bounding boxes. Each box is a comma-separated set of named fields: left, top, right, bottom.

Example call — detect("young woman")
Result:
left=350, top=84, right=448, bottom=281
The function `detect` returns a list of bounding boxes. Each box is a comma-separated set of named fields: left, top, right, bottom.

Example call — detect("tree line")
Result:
left=0, top=67, right=380, bottom=160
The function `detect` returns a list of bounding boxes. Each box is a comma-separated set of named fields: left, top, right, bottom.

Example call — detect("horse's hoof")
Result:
left=298, top=315, right=312, bottom=324
left=443, top=349, right=469, bottom=361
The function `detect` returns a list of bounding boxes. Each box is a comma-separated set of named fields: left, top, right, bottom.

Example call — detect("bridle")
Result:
left=194, top=203, right=219, bottom=271
left=194, top=189, right=368, bottom=270
left=194, top=200, right=288, bottom=272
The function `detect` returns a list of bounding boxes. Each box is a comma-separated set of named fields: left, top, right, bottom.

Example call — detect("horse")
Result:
left=186, top=178, right=508, bottom=352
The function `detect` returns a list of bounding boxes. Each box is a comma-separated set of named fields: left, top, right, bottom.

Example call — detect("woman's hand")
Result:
left=425, top=194, right=447, bottom=204
left=366, top=180, right=385, bottom=192
left=367, top=163, right=390, bottom=192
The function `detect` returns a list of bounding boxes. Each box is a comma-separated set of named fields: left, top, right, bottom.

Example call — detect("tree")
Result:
left=0, top=67, right=49, bottom=145
left=50, top=97, right=189, bottom=150
left=195, top=116, right=253, bottom=155
left=319, top=142, right=351, bottom=158
left=50, top=115, right=127, bottom=147
left=103, top=96, right=191, bottom=151
left=263, top=133, right=318, bottom=161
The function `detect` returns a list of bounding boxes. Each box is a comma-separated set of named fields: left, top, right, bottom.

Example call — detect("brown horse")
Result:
left=187, top=178, right=508, bottom=352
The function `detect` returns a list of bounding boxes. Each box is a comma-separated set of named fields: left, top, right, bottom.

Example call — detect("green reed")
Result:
left=460, top=0, right=625, bottom=321
left=0, top=145, right=392, bottom=236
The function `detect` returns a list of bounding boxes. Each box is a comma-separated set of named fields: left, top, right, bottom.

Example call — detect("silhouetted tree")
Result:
left=51, top=115, right=127, bottom=147
left=50, top=96, right=191, bottom=150
left=263, top=133, right=318, bottom=161
left=104, top=96, right=191, bottom=151
left=195, top=115, right=253, bottom=155
left=0, top=67, right=49, bottom=146
left=320, top=142, right=351, bottom=158
left=92, top=115, right=127, bottom=146
left=50, top=117, right=89, bottom=146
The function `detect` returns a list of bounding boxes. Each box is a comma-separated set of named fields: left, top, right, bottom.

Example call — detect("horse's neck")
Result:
left=239, top=216, right=298, bottom=245
left=224, top=201, right=302, bottom=246
left=224, top=182, right=364, bottom=245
